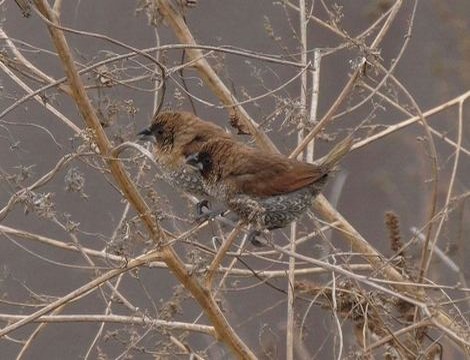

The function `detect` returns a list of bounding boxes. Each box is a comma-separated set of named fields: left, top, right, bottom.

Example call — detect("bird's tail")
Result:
left=320, top=134, right=354, bottom=170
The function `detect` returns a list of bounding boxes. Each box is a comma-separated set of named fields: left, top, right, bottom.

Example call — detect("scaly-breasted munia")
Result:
left=137, top=111, right=233, bottom=199
left=185, top=136, right=353, bottom=232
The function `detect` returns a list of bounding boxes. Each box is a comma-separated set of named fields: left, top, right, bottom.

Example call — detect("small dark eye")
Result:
left=152, top=124, right=165, bottom=140
left=200, top=152, right=212, bottom=169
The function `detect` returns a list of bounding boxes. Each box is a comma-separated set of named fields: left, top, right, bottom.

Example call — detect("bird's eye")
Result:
left=152, top=124, right=165, bottom=141
left=200, top=152, right=212, bottom=171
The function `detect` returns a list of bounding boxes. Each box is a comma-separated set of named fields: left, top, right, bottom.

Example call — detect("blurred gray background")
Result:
left=0, top=0, right=469, bottom=358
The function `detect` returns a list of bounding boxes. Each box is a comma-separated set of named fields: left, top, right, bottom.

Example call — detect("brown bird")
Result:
left=137, top=111, right=233, bottom=204
left=186, top=136, right=353, bottom=236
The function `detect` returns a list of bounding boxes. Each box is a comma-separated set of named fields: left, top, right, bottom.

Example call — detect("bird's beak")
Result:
left=185, top=153, right=203, bottom=171
left=137, top=128, right=155, bottom=143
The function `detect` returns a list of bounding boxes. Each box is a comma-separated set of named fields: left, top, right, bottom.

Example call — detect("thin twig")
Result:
left=205, top=225, right=242, bottom=289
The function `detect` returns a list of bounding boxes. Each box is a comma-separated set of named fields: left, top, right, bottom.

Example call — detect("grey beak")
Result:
left=185, top=153, right=203, bottom=171
left=137, top=128, right=155, bottom=143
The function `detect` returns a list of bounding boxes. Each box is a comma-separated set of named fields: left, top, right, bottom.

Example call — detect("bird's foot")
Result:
left=195, top=199, right=210, bottom=217
left=247, top=230, right=267, bottom=247
left=194, top=203, right=226, bottom=224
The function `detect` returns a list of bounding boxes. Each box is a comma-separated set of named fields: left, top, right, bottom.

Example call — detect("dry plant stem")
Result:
left=84, top=149, right=154, bottom=358
left=333, top=1, right=416, bottom=126
left=205, top=224, right=242, bottom=289
left=0, top=42, right=304, bottom=123
left=3, top=227, right=373, bottom=291
left=315, top=195, right=470, bottom=350
left=312, top=195, right=406, bottom=288
left=156, top=0, right=278, bottom=153
left=0, top=60, right=80, bottom=133
left=152, top=27, right=162, bottom=114
left=287, top=222, right=297, bottom=360
left=290, top=0, right=403, bottom=159
left=170, top=336, right=205, bottom=360
left=285, top=0, right=394, bottom=46
left=365, top=320, right=433, bottom=354
left=0, top=154, right=77, bottom=221
left=84, top=277, right=124, bottom=360
left=330, top=274, right=344, bottom=359
left=284, top=1, right=466, bottom=347
left=371, top=0, right=403, bottom=48
left=1, top=223, right=373, bottom=278
left=285, top=1, right=309, bottom=357
left=369, top=65, right=439, bottom=285
left=16, top=305, right=66, bottom=360
left=30, top=2, right=165, bottom=240
left=193, top=63, right=311, bottom=109
left=159, top=0, right=469, bottom=346
left=307, top=50, right=321, bottom=161
left=28, top=2, right=256, bottom=358
left=353, top=88, right=470, bottom=155
left=373, top=70, right=439, bottom=284
left=0, top=250, right=160, bottom=337
left=27, top=221, right=134, bottom=358
left=0, top=314, right=214, bottom=335
left=425, top=100, right=463, bottom=275
left=0, top=28, right=72, bottom=96
left=0, top=224, right=130, bottom=264
left=169, top=54, right=309, bottom=108
left=215, top=235, right=249, bottom=288
left=64, top=230, right=136, bottom=311
left=289, top=68, right=361, bottom=159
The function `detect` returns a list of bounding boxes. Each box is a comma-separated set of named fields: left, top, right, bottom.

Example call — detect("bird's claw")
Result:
left=194, top=208, right=226, bottom=224
left=247, top=230, right=266, bottom=247
left=196, top=199, right=210, bottom=217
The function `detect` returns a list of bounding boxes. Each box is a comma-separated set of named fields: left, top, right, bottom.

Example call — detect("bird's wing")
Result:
left=225, top=149, right=326, bottom=197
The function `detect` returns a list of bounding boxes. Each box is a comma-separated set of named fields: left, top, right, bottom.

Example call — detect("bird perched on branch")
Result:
left=137, top=111, right=233, bottom=203
left=186, top=135, right=353, bottom=238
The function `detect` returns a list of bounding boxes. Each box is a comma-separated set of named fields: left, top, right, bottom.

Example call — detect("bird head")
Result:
left=137, top=121, right=170, bottom=145
left=137, top=126, right=156, bottom=144
left=137, top=112, right=183, bottom=154
left=185, top=151, right=213, bottom=177
left=137, top=111, right=230, bottom=159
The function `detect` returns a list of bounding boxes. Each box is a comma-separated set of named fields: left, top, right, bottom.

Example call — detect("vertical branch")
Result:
left=290, top=0, right=404, bottom=159
left=423, top=99, right=463, bottom=272
left=152, top=28, right=162, bottom=114
left=306, top=49, right=321, bottom=162
left=287, top=222, right=297, bottom=360
left=299, top=0, right=308, bottom=118
left=287, top=1, right=308, bottom=358
left=289, top=69, right=360, bottom=159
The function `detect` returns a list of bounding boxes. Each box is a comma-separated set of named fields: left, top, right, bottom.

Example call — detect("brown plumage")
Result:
left=186, top=136, right=353, bottom=230
left=138, top=111, right=233, bottom=197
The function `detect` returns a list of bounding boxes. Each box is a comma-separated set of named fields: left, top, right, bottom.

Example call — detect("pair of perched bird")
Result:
left=138, top=111, right=352, bottom=241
